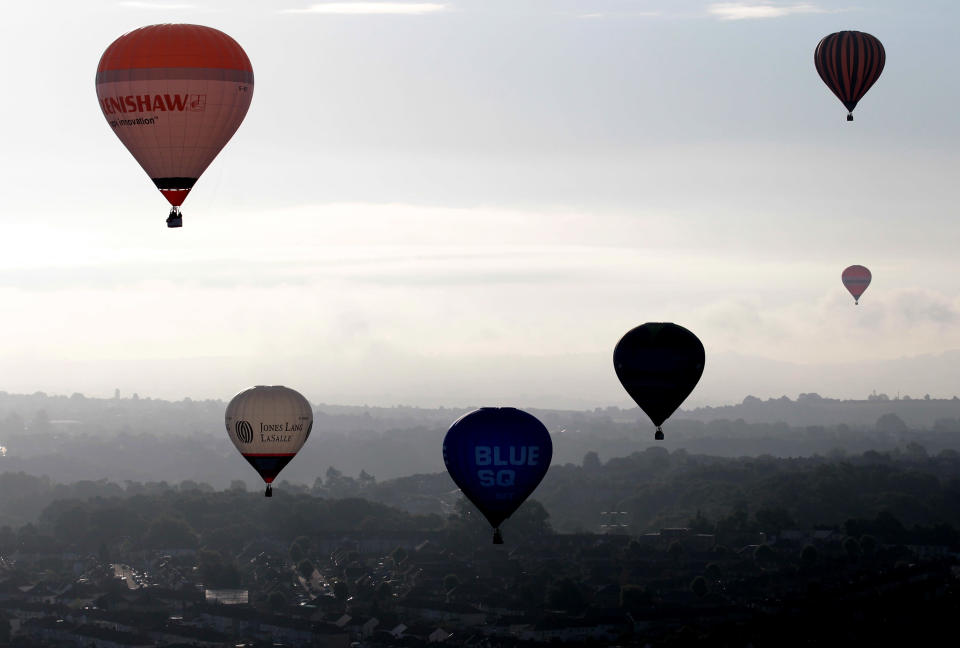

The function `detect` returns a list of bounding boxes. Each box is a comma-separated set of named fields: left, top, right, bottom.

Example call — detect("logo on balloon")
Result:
left=188, top=94, right=207, bottom=112
left=235, top=420, right=254, bottom=444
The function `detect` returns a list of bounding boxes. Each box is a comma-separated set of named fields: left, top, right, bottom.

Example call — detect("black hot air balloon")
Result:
left=814, top=31, right=885, bottom=121
left=614, top=323, right=705, bottom=441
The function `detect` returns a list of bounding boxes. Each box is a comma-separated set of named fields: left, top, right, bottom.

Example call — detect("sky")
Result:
left=0, top=0, right=958, bottom=408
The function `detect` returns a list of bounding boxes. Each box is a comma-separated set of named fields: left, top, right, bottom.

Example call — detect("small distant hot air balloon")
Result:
left=814, top=31, right=885, bottom=121
left=96, top=24, right=254, bottom=227
left=225, top=386, right=313, bottom=497
left=614, top=323, right=705, bottom=441
left=842, top=265, right=871, bottom=305
left=443, top=408, right=553, bottom=544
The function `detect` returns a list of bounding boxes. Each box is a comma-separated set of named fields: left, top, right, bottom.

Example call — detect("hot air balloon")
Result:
left=842, top=264, right=871, bottom=305
left=614, top=323, right=705, bottom=441
left=95, top=24, right=254, bottom=227
left=225, top=386, right=312, bottom=497
left=814, top=31, right=885, bottom=121
left=443, top=408, right=552, bottom=544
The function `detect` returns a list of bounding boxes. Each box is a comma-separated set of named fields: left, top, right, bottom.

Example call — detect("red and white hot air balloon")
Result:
left=95, top=24, right=254, bottom=227
left=842, top=265, right=871, bottom=305
left=225, top=386, right=313, bottom=497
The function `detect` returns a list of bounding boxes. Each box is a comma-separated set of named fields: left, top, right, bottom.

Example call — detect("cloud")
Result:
left=118, top=1, right=198, bottom=8
left=283, top=2, right=449, bottom=14
left=707, top=2, right=829, bottom=20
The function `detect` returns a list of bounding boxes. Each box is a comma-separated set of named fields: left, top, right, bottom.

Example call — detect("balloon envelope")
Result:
left=96, top=24, right=254, bottom=217
left=443, top=408, right=552, bottom=543
left=614, top=323, right=705, bottom=437
left=225, top=386, right=312, bottom=495
left=814, top=31, right=884, bottom=121
left=842, top=264, right=871, bottom=304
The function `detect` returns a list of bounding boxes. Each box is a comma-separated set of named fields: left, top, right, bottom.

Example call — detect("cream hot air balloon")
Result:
left=225, top=386, right=313, bottom=497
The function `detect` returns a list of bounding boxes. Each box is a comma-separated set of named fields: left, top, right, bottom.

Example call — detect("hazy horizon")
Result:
left=4, top=344, right=960, bottom=411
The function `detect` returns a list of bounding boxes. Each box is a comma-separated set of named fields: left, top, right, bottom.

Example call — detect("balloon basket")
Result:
left=847, top=114, right=853, bottom=122
left=655, top=427, right=664, bottom=441
left=492, top=528, right=503, bottom=544
left=265, top=484, right=272, bottom=498
left=166, top=207, right=182, bottom=228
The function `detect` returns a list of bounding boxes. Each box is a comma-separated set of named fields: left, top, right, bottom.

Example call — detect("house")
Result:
left=429, top=627, right=452, bottom=642
left=193, top=603, right=259, bottom=636
left=396, top=599, right=486, bottom=627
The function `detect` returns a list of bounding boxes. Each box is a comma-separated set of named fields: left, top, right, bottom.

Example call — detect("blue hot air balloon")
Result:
left=443, top=407, right=553, bottom=544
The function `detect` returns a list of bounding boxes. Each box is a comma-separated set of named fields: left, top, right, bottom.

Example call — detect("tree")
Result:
left=688, top=510, right=713, bottom=534
left=198, top=549, right=241, bottom=588
left=876, top=413, right=908, bottom=434
left=333, top=581, right=349, bottom=603
left=546, top=578, right=585, bottom=614
left=755, top=507, right=795, bottom=534
left=582, top=451, right=602, bottom=471
left=690, top=576, right=707, bottom=597
left=843, top=536, right=862, bottom=561
left=289, top=536, right=310, bottom=563
left=753, top=543, right=775, bottom=567
left=668, top=541, right=683, bottom=564
left=289, top=542, right=304, bottom=564
left=375, top=581, right=393, bottom=604
left=620, top=584, right=650, bottom=612
left=503, top=499, right=553, bottom=539
left=297, top=559, right=314, bottom=580
left=390, top=546, right=408, bottom=567
left=705, top=563, right=722, bottom=581
left=443, top=574, right=461, bottom=592
left=358, top=470, right=376, bottom=489
left=268, top=591, right=287, bottom=610
left=801, top=544, right=818, bottom=567
left=144, top=517, right=197, bottom=550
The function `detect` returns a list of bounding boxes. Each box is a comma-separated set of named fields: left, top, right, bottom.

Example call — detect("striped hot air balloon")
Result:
left=814, top=31, right=885, bottom=121
left=842, top=265, right=872, bottom=305
left=225, top=386, right=313, bottom=497
left=96, top=24, right=254, bottom=227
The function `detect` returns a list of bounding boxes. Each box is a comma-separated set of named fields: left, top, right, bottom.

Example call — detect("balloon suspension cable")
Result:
left=166, top=207, right=183, bottom=228
left=847, top=113, right=854, bottom=122
left=655, top=426, right=664, bottom=441
left=492, top=528, right=504, bottom=545
left=264, top=484, right=272, bottom=498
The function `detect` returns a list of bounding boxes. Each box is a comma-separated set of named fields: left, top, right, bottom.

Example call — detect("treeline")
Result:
left=7, top=390, right=960, bottom=489
left=355, top=444, right=960, bottom=537
left=3, top=443, right=960, bottom=549
left=1, top=488, right=446, bottom=558
left=530, top=445, right=960, bottom=535
left=6, top=409, right=960, bottom=490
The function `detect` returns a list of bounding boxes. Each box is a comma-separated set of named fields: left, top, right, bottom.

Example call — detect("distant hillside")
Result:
left=680, top=392, right=960, bottom=428
left=4, top=389, right=960, bottom=488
